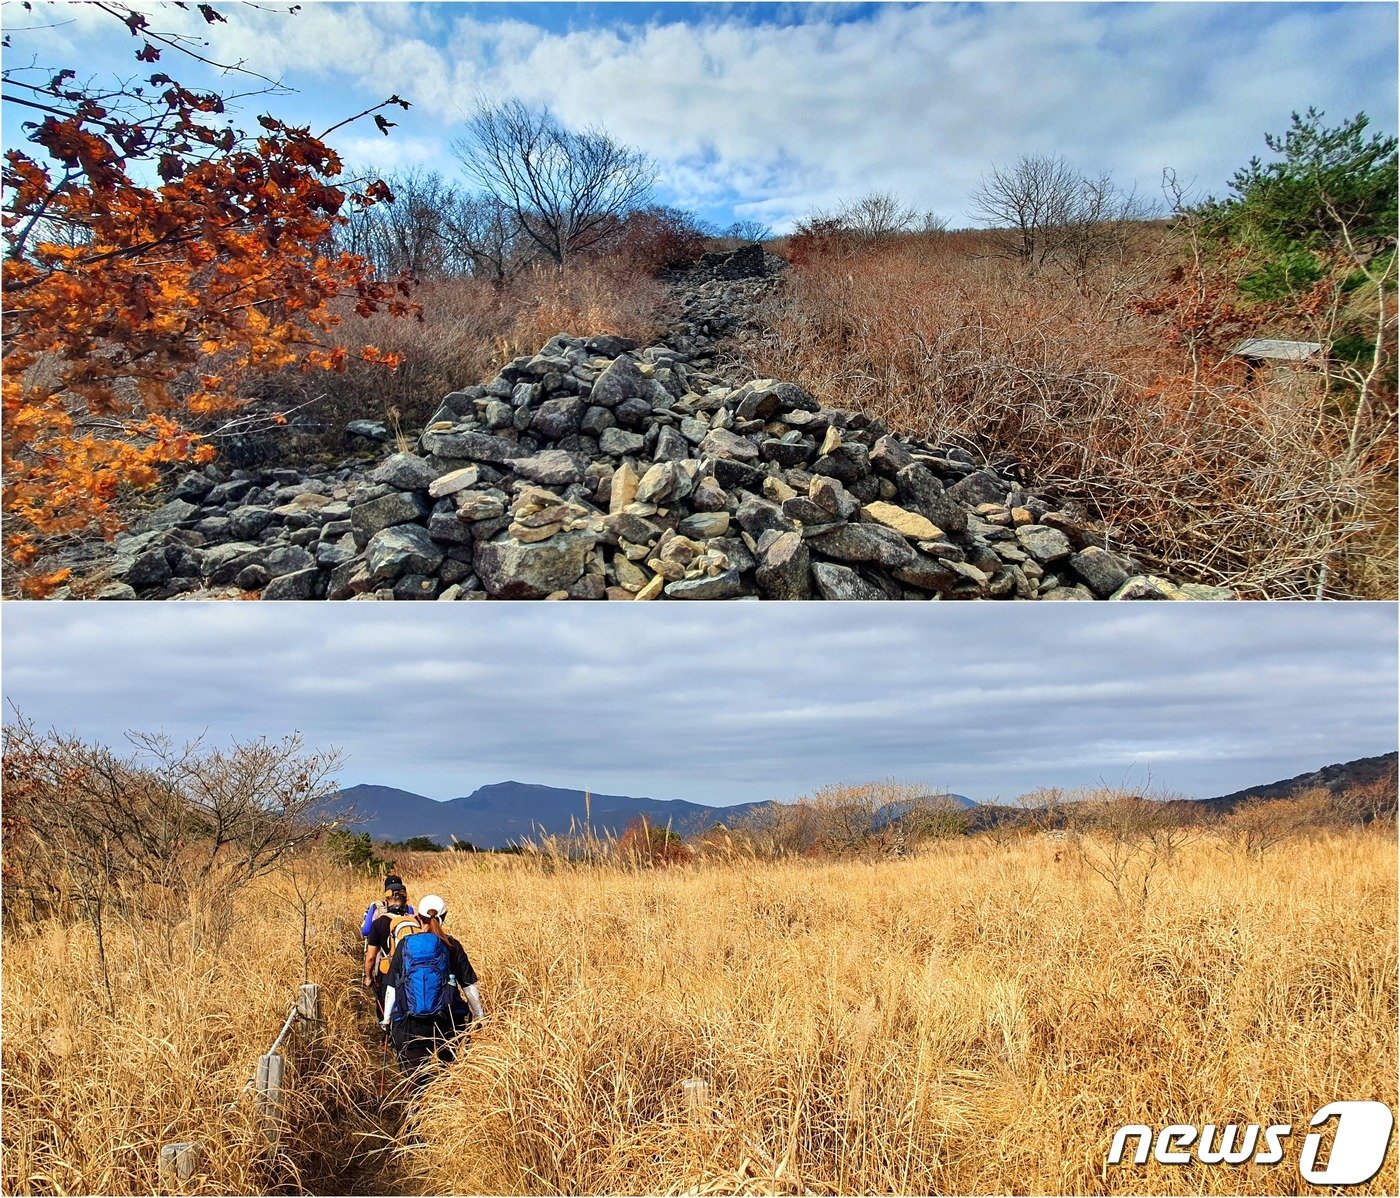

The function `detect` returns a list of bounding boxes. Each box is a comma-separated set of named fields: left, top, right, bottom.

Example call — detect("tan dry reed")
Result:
left=3, top=831, right=1395, bottom=1195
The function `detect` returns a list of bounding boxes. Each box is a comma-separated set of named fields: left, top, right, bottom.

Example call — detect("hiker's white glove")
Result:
left=464, top=983, right=485, bottom=1022
left=379, top=1020, right=390, bottom=1031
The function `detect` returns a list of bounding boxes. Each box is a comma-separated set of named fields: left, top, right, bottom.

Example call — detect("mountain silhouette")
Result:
left=334, top=781, right=777, bottom=848
left=333, top=781, right=976, bottom=848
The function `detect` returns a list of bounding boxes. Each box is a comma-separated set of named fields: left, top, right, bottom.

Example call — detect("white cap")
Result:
left=418, top=893, right=447, bottom=919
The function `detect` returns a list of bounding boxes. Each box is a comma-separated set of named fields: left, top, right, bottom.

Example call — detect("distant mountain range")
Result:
left=1201, top=751, right=1397, bottom=813
left=333, top=781, right=973, bottom=849
left=334, top=781, right=777, bottom=848
left=333, top=753, right=1393, bottom=849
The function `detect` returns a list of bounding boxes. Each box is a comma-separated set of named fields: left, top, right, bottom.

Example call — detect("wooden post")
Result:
left=158, top=1141, right=201, bottom=1182
left=296, top=983, right=321, bottom=1023
left=295, top=982, right=324, bottom=1050
left=680, top=1078, right=711, bottom=1123
left=254, top=1053, right=286, bottom=1145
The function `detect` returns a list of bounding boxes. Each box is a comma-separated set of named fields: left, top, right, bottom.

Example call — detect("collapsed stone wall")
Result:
left=71, top=250, right=1229, bottom=601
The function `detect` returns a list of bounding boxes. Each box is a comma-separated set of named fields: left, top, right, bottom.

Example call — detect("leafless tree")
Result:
left=443, top=190, right=523, bottom=282
left=1056, top=172, right=1155, bottom=286
left=1331, top=767, right=1399, bottom=826
left=734, top=779, right=958, bottom=859
left=971, top=154, right=1153, bottom=279
left=725, top=218, right=773, bottom=243
left=1010, top=786, right=1070, bottom=835
left=836, top=191, right=919, bottom=241
left=336, top=168, right=464, bottom=279
left=382, top=169, right=458, bottom=277
left=910, top=795, right=973, bottom=841
left=1221, top=793, right=1331, bottom=859
left=2, top=715, right=343, bottom=1008
left=453, top=98, right=654, bottom=267
left=972, top=154, right=1081, bottom=266
left=1065, top=788, right=1185, bottom=911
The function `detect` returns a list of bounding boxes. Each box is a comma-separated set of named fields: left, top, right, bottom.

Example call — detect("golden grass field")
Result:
left=3, top=830, right=1396, bottom=1196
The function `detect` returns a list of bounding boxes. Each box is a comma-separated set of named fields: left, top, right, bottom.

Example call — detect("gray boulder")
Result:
left=228, top=506, right=276, bottom=540
left=351, top=492, right=430, bottom=540
left=372, top=453, right=437, bottom=491
left=1069, top=546, right=1132, bottom=598
left=367, top=525, right=445, bottom=582
left=947, top=468, right=1009, bottom=508
left=1015, top=525, right=1074, bottom=565
left=419, top=430, right=520, bottom=465
left=530, top=396, right=584, bottom=439
left=474, top=530, right=596, bottom=599
left=346, top=420, right=390, bottom=441
left=755, top=531, right=811, bottom=600
left=124, top=549, right=173, bottom=591
left=262, top=568, right=323, bottom=600
left=808, top=522, right=916, bottom=568
left=811, top=562, right=887, bottom=600
left=665, top=570, right=744, bottom=599
left=261, top=544, right=317, bottom=578
left=895, top=464, right=967, bottom=535
left=134, top=499, right=199, bottom=532
left=599, top=428, right=646, bottom=457
left=590, top=356, right=657, bottom=409
left=511, top=450, right=584, bottom=487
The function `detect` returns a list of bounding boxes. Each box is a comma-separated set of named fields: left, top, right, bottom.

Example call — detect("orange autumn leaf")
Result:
left=2, top=3, right=416, bottom=595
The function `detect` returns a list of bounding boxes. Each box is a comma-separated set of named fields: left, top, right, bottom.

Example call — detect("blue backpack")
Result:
left=396, top=931, right=451, bottom=1020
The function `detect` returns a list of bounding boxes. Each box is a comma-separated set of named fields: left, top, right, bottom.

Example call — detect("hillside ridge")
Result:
left=335, top=779, right=977, bottom=848
left=1205, top=750, right=1397, bottom=809
left=335, top=749, right=1397, bottom=848
left=72, top=246, right=1225, bottom=602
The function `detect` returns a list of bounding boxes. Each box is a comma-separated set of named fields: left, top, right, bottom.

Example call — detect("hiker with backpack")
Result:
left=363, top=879, right=415, bottom=1020
left=361, top=874, right=414, bottom=939
left=379, top=894, right=484, bottom=1084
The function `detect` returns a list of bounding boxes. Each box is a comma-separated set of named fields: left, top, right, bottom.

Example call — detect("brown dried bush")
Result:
left=754, top=229, right=1395, bottom=597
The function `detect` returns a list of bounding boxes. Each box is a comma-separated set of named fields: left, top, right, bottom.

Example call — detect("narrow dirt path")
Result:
left=286, top=933, right=416, bottom=1195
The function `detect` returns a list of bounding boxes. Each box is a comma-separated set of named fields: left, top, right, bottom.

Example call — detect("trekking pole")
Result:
left=377, top=1028, right=389, bottom=1098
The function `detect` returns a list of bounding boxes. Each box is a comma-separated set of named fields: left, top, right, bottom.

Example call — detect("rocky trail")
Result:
left=57, top=246, right=1230, bottom=601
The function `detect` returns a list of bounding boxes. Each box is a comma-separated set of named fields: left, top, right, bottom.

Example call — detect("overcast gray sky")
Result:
left=2, top=604, right=1393, bottom=806
left=2, top=3, right=1393, bottom=231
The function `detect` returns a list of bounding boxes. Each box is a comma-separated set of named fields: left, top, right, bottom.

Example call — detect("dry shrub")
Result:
left=752, top=231, right=1396, bottom=598
left=603, top=206, right=713, bottom=275
left=1222, top=792, right=1337, bottom=858
left=617, top=817, right=694, bottom=868
left=0, top=854, right=390, bottom=1196
left=1332, top=767, right=1400, bottom=826
left=3, top=831, right=1395, bottom=1195
left=247, top=260, right=667, bottom=452
left=733, top=779, right=957, bottom=859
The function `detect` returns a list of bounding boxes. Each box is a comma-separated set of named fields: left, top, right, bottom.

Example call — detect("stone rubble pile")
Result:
left=74, top=249, right=1230, bottom=601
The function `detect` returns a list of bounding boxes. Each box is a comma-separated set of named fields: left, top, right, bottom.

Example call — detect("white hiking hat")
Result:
left=417, top=894, right=447, bottom=919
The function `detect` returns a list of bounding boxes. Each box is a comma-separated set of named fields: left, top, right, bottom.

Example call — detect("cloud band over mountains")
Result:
left=3, top=604, right=1394, bottom=806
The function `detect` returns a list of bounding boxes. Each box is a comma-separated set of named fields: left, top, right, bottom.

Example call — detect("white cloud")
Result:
left=1, top=604, right=1394, bottom=805
left=4, top=3, right=1394, bottom=229
left=336, top=132, right=443, bottom=174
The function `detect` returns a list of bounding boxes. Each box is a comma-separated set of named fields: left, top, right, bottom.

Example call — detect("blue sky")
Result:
left=3, top=2, right=1395, bottom=231
left=3, top=604, right=1395, bottom=806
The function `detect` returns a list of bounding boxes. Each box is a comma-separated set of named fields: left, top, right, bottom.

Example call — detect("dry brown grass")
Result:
left=5, top=830, right=1393, bottom=1195
left=255, top=260, right=668, bottom=448
left=0, top=864, right=393, bottom=1195
left=753, top=232, right=1397, bottom=598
